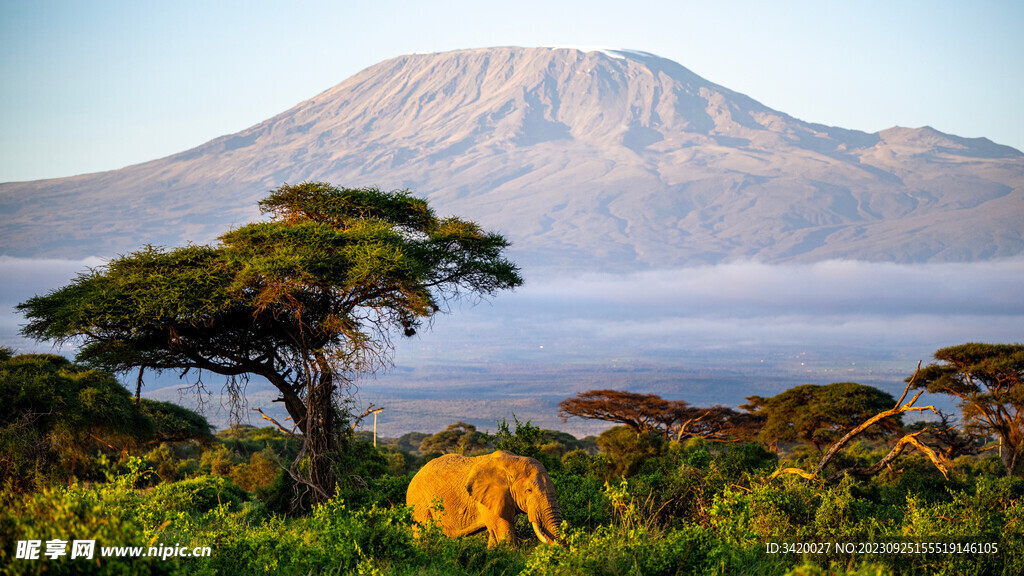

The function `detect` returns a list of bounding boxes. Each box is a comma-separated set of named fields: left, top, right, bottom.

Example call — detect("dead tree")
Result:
left=770, top=362, right=950, bottom=483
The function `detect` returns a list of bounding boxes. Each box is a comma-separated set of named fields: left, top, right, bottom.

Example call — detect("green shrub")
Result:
left=145, top=475, right=247, bottom=516
left=228, top=448, right=281, bottom=492
left=0, top=463, right=183, bottom=575
left=597, top=426, right=663, bottom=478
left=712, top=441, right=778, bottom=480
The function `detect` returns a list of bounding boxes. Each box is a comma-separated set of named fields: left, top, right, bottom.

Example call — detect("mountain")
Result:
left=2, top=47, right=1022, bottom=271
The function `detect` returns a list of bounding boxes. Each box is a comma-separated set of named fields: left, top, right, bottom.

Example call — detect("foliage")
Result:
left=144, top=474, right=248, bottom=516
left=491, top=414, right=595, bottom=472
left=227, top=449, right=281, bottom=492
left=559, top=388, right=758, bottom=442
left=139, top=399, right=215, bottom=445
left=419, top=421, right=490, bottom=456
left=4, top=419, right=1024, bottom=575
left=0, top=352, right=210, bottom=493
left=6, top=343, right=1024, bottom=574
left=389, top=431, right=432, bottom=455
left=559, top=389, right=683, bottom=436
left=596, top=425, right=664, bottom=477
left=743, top=382, right=901, bottom=452
left=912, top=342, right=1024, bottom=476
left=17, top=182, right=523, bottom=503
left=492, top=414, right=544, bottom=459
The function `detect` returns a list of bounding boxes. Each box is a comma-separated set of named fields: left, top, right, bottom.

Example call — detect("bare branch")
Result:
left=823, top=430, right=949, bottom=482
left=813, top=362, right=934, bottom=476
left=250, top=407, right=297, bottom=435
left=349, top=404, right=384, bottom=429
left=769, top=467, right=819, bottom=481
left=771, top=362, right=949, bottom=484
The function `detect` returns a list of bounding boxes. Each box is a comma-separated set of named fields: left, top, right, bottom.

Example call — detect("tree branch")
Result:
left=771, top=362, right=949, bottom=483
left=250, top=407, right=296, bottom=435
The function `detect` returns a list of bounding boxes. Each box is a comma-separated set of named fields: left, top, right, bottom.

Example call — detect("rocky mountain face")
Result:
left=2, top=47, right=1022, bottom=272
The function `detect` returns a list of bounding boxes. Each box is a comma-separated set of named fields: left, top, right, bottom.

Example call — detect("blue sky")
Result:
left=1, top=0, right=1022, bottom=183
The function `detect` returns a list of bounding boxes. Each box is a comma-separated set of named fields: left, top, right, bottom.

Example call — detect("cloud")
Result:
left=3, top=256, right=1021, bottom=367
left=394, top=258, right=1024, bottom=370
left=0, top=256, right=106, bottom=353
left=516, top=259, right=1024, bottom=318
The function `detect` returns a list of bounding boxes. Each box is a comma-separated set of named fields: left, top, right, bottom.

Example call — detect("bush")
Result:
left=228, top=448, right=281, bottom=492
left=145, top=475, right=248, bottom=516
left=712, top=441, right=778, bottom=480
left=0, top=461, right=182, bottom=575
left=596, top=426, right=663, bottom=478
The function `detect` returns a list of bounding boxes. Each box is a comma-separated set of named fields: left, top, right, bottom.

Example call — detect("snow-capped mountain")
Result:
left=2, top=47, right=1022, bottom=271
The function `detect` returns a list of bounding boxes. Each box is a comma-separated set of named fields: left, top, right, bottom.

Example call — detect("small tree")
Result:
left=597, top=426, right=663, bottom=477
left=559, top=389, right=754, bottom=441
left=742, top=382, right=901, bottom=453
left=0, top=350, right=212, bottom=491
left=559, top=389, right=698, bottom=438
left=912, top=343, right=1024, bottom=476
left=419, top=422, right=489, bottom=455
left=17, top=182, right=522, bottom=502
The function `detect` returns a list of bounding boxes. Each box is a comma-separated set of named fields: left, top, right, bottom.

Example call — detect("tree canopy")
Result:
left=418, top=422, right=489, bottom=456
left=17, top=182, right=523, bottom=502
left=558, top=389, right=757, bottom=442
left=0, top=350, right=212, bottom=491
left=912, top=343, right=1024, bottom=476
left=742, top=382, right=901, bottom=452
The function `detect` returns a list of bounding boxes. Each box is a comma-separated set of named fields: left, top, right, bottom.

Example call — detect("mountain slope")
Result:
left=2, top=47, right=1022, bottom=270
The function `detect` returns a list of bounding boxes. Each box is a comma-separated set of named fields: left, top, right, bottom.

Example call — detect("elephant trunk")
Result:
left=531, top=491, right=564, bottom=546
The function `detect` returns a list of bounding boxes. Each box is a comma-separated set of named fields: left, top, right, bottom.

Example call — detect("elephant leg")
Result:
left=486, top=517, right=517, bottom=548
left=448, top=520, right=487, bottom=538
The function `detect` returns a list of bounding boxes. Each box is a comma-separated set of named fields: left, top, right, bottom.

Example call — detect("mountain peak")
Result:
left=1, top=46, right=1022, bottom=267
left=543, top=45, right=662, bottom=60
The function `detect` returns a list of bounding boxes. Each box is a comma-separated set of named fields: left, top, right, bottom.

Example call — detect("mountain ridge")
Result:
left=2, top=47, right=1022, bottom=270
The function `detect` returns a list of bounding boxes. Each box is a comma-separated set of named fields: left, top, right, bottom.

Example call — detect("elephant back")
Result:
left=406, top=454, right=474, bottom=520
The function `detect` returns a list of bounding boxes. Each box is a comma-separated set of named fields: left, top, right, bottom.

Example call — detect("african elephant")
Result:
left=406, top=450, right=563, bottom=547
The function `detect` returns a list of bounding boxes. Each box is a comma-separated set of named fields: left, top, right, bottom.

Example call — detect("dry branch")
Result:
left=822, top=430, right=949, bottom=481
left=771, top=362, right=949, bottom=483
left=251, top=407, right=296, bottom=435
left=349, top=403, right=384, bottom=429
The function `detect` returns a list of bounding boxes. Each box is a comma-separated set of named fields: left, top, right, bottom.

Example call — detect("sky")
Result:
left=1, top=0, right=1023, bottom=183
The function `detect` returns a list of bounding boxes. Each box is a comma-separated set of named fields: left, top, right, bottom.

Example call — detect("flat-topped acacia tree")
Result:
left=18, top=182, right=522, bottom=502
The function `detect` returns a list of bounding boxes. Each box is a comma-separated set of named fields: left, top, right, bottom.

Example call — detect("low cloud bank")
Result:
left=518, top=259, right=1024, bottom=318
left=3, top=256, right=1021, bottom=362
left=0, top=255, right=107, bottom=304
left=0, top=256, right=107, bottom=352
left=401, top=258, right=1024, bottom=367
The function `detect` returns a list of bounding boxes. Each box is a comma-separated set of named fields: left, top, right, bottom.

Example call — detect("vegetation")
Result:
left=8, top=193, right=1024, bottom=576
left=418, top=422, right=490, bottom=456
left=16, top=182, right=522, bottom=503
left=912, top=343, right=1024, bottom=476
left=743, top=382, right=902, bottom=453
left=3, top=343, right=1023, bottom=574
left=559, top=389, right=758, bottom=442
left=0, top=350, right=212, bottom=493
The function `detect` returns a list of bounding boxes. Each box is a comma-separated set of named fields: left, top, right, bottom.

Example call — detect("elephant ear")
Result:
left=465, top=458, right=514, bottom=514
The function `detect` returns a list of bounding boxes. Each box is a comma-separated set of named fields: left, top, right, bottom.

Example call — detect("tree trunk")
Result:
left=302, top=368, right=338, bottom=504
left=1000, top=433, right=1021, bottom=477
left=273, top=355, right=341, bottom=506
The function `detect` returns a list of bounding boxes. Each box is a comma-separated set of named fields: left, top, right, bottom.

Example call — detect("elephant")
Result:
left=406, top=450, right=563, bottom=547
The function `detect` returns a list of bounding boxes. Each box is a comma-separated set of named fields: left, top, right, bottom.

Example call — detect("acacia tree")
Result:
left=558, top=389, right=754, bottom=441
left=558, top=390, right=684, bottom=437
left=912, top=343, right=1024, bottom=476
left=741, top=382, right=901, bottom=453
left=418, top=422, right=489, bottom=455
left=18, top=182, right=522, bottom=502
